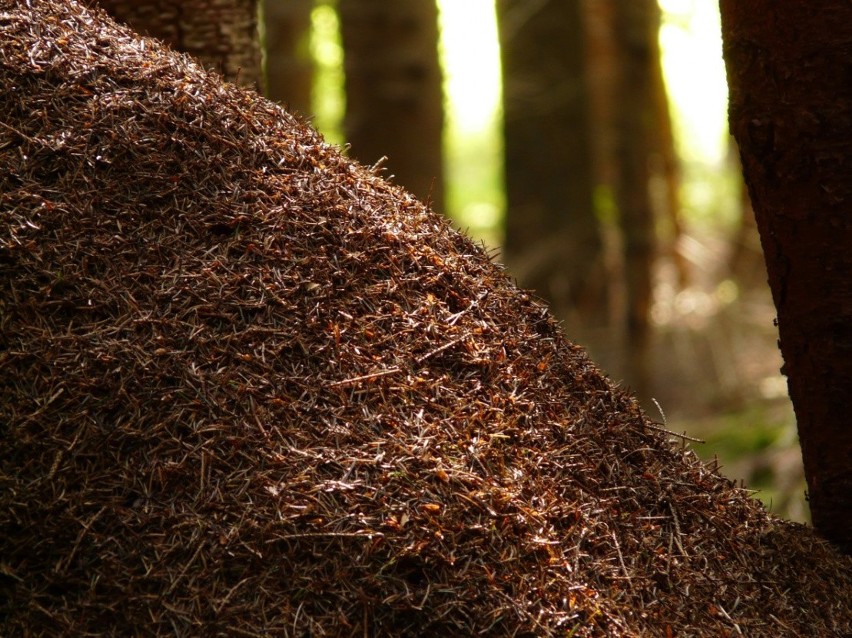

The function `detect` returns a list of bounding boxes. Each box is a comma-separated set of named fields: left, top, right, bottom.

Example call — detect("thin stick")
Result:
left=612, top=531, right=632, bottom=586
left=647, top=398, right=705, bottom=443
left=415, top=335, right=468, bottom=365
left=328, top=367, right=401, bottom=388
left=643, top=423, right=705, bottom=444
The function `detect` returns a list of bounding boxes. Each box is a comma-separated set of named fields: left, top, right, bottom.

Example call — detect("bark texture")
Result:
left=721, top=0, right=852, bottom=552
left=96, top=0, right=262, bottom=90
left=338, top=0, right=445, bottom=212
left=496, top=0, right=604, bottom=324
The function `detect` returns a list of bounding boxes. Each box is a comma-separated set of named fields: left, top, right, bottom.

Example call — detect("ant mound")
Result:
left=1, top=1, right=850, bottom=635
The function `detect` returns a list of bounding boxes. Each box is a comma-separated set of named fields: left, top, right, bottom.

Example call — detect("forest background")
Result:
left=251, top=0, right=802, bottom=521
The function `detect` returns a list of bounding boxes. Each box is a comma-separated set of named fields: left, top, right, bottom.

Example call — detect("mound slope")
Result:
left=1, top=1, right=850, bottom=635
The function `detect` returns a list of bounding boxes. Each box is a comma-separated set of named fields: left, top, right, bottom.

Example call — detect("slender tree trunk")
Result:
left=96, top=0, right=262, bottom=90
left=721, top=0, right=852, bottom=553
left=262, top=0, right=314, bottom=116
left=611, top=0, right=659, bottom=400
left=496, top=0, right=604, bottom=325
left=337, top=0, right=445, bottom=212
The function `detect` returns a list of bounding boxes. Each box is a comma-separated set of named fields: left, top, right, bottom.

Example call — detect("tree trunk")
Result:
left=337, top=0, right=445, bottom=212
left=721, top=0, right=852, bottom=552
left=611, top=0, right=659, bottom=401
left=496, top=0, right=604, bottom=325
left=262, top=0, right=314, bottom=116
left=96, top=0, right=262, bottom=90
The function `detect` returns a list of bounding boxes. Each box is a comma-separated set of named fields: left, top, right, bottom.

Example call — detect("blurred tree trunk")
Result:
left=96, top=0, right=262, bottom=90
left=496, top=0, right=605, bottom=325
left=337, top=0, right=445, bottom=213
left=611, top=0, right=659, bottom=401
left=262, top=0, right=314, bottom=117
left=721, top=0, right=852, bottom=553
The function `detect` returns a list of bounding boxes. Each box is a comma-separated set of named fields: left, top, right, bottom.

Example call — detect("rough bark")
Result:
left=496, top=0, right=605, bottom=325
left=337, top=0, right=445, bottom=212
left=721, top=0, right=852, bottom=552
left=611, top=0, right=659, bottom=400
left=262, top=0, right=314, bottom=116
left=96, top=0, right=262, bottom=90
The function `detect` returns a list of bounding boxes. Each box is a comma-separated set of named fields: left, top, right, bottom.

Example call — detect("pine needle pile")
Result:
left=1, top=1, right=851, bottom=635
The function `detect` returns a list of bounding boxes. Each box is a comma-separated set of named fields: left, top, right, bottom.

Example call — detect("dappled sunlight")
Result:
left=652, top=278, right=739, bottom=329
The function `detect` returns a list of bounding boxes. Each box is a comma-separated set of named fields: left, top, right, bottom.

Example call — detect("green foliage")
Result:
left=700, top=405, right=783, bottom=457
